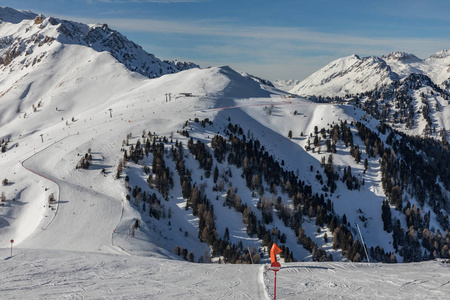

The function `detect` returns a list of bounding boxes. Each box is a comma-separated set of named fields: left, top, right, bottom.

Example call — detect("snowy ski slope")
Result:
left=0, top=8, right=449, bottom=299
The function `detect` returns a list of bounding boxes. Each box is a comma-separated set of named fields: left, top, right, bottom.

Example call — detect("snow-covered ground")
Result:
left=1, top=248, right=448, bottom=299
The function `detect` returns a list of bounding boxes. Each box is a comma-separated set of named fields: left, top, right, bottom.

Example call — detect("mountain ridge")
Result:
left=0, top=7, right=199, bottom=80
left=0, top=7, right=37, bottom=24
left=291, top=50, right=450, bottom=97
left=290, top=54, right=399, bottom=97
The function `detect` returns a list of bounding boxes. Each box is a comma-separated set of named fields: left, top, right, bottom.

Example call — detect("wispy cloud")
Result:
left=96, top=17, right=450, bottom=53
left=51, top=11, right=450, bottom=56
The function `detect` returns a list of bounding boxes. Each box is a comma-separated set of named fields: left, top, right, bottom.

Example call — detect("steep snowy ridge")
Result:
left=0, top=7, right=37, bottom=24
left=239, top=71, right=275, bottom=87
left=57, top=20, right=199, bottom=78
left=0, top=7, right=198, bottom=81
left=165, top=59, right=200, bottom=72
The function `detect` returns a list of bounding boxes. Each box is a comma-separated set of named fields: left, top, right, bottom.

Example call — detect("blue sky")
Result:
left=4, top=0, right=450, bottom=80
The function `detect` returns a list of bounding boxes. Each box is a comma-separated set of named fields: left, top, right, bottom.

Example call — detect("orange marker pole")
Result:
left=270, top=244, right=282, bottom=300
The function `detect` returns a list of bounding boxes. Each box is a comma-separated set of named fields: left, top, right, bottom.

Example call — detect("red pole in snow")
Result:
left=10, top=239, right=14, bottom=257
left=274, top=270, right=277, bottom=300
left=269, top=261, right=281, bottom=300
left=269, top=244, right=282, bottom=299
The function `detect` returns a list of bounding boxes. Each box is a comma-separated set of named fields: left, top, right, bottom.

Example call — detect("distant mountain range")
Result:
left=290, top=51, right=450, bottom=97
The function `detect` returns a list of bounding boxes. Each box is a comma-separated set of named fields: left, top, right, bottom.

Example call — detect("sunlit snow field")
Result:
left=1, top=248, right=449, bottom=299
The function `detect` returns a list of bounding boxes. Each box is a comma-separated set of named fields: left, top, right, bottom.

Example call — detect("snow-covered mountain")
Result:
left=290, top=51, right=450, bottom=142
left=290, top=54, right=399, bottom=97
left=0, top=7, right=37, bottom=23
left=0, top=7, right=198, bottom=82
left=0, top=8, right=449, bottom=298
left=354, top=73, right=450, bottom=139
left=291, top=51, right=450, bottom=97
left=273, top=79, right=301, bottom=92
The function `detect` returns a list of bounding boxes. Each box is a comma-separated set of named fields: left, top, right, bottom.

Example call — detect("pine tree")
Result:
left=213, top=165, right=219, bottom=183
left=381, top=200, right=392, bottom=232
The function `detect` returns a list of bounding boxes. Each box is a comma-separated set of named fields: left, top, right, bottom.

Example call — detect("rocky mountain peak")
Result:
left=383, top=51, right=420, bottom=62
left=0, top=7, right=199, bottom=79
left=429, top=49, right=450, bottom=59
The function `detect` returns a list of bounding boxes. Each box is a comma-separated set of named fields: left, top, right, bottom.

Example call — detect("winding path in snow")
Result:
left=19, top=136, right=124, bottom=254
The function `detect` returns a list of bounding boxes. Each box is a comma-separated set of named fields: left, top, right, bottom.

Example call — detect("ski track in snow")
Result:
left=19, top=135, right=73, bottom=237
left=19, top=134, right=123, bottom=254
left=1, top=249, right=449, bottom=299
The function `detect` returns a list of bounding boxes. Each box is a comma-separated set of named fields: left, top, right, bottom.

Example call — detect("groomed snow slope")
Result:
left=1, top=248, right=448, bottom=299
